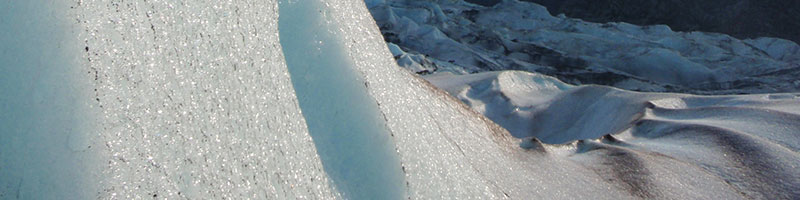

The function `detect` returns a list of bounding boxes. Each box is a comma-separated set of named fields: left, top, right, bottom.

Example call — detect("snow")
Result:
left=428, top=71, right=800, bottom=198
left=425, top=71, right=571, bottom=138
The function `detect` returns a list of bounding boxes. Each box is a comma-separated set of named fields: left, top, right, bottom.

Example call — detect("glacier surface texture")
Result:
left=1, top=0, right=799, bottom=199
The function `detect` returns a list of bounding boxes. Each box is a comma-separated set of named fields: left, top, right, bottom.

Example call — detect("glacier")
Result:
left=369, top=0, right=800, bottom=94
left=1, top=0, right=799, bottom=199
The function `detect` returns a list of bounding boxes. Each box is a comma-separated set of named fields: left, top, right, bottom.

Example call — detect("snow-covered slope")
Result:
left=368, top=0, right=800, bottom=94
left=427, top=71, right=800, bottom=198
left=307, top=0, right=794, bottom=199
left=425, top=71, right=571, bottom=138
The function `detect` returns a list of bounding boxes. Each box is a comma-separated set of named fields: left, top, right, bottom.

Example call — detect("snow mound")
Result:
left=430, top=71, right=800, bottom=198
left=425, top=71, right=571, bottom=138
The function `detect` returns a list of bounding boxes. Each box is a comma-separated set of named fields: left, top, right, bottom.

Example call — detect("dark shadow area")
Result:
left=524, top=0, right=800, bottom=44
left=465, top=0, right=800, bottom=43
left=464, top=0, right=501, bottom=7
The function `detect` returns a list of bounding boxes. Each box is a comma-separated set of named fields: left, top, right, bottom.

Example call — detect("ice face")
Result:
left=2, top=0, right=337, bottom=199
left=278, top=0, right=406, bottom=199
left=78, top=0, right=339, bottom=198
left=0, top=1, right=98, bottom=199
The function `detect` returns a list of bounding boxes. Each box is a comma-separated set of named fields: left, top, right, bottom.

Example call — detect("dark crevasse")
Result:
left=278, top=0, right=406, bottom=199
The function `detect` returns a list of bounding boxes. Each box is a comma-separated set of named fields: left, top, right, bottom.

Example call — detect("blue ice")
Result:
left=278, top=0, right=406, bottom=199
left=0, top=1, right=95, bottom=199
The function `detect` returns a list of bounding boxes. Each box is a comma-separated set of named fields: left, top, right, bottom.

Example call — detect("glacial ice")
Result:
left=2, top=0, right=337, bottom=199
left=1, top=0, right=799, bottom=199
left=278, top=0, right=405, bottom=199
left=0, top=1, right=97, bottom=199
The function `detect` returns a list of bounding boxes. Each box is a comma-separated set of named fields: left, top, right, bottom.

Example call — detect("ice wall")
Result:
left=0, top=1, right=98, bottom=199
left=2, top=0, right=338, bottom=199
left=278, top=0, right=406, bottom=199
